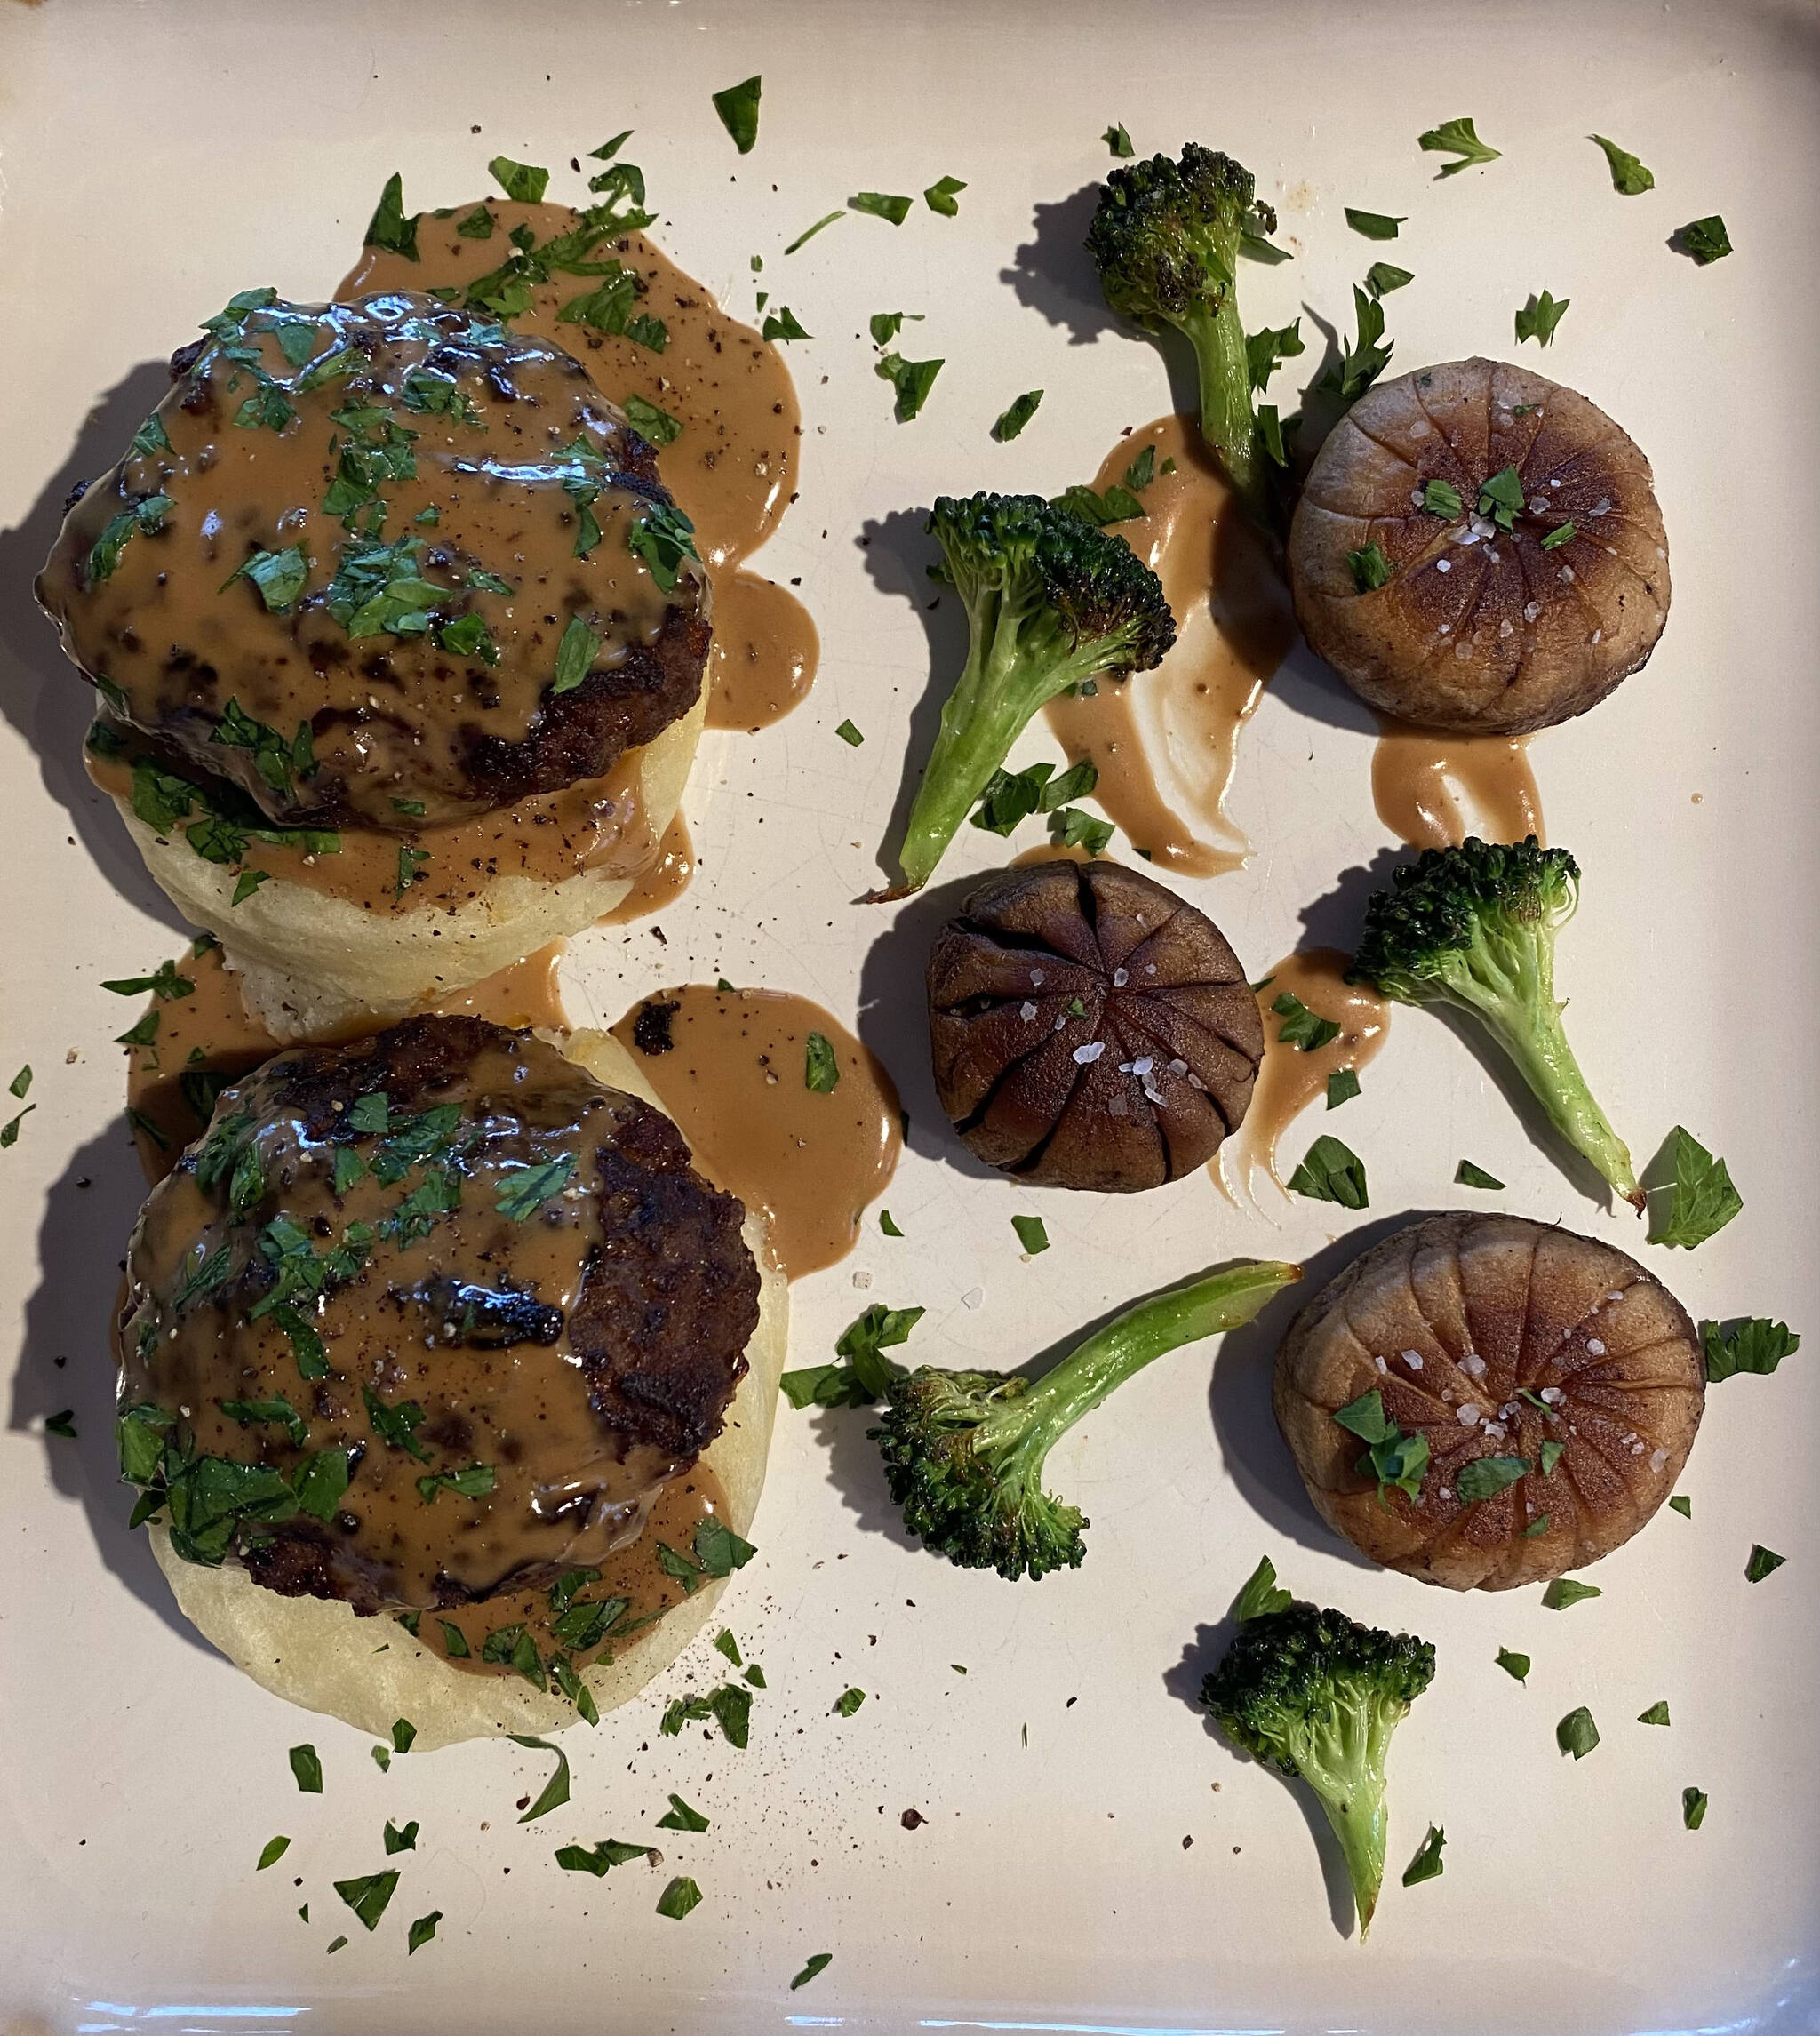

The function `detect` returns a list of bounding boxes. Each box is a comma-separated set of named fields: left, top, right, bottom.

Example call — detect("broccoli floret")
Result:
left=869, top=1259, right=1298, bottom=1578
left=883, top=491, right=1173, bottom=895
left=1086, top=144, right=1272, bottom=517
left=1347, top=836, right=1641, bottom=1209
left=1203, top=1601, right=1435, bottom=1940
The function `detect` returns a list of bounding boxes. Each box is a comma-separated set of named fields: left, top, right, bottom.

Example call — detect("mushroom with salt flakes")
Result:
left=1288, top=358, right=1670, bottom=732
left=926, top=861, right=1262, bottom=1192
left=1274, top=1213, right=1704, bottom=1589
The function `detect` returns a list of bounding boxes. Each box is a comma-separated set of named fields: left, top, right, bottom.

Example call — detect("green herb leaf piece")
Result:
left=507, top=1734, right=571, bottom=1821
left=417, top=1462, right=495, bottom=1505
left=875, top=351, right=943, bottom=422
left=714, top=1626, right=742, bottom=1666
left=222, top=545, right=309, bottom=614
left=1477, top=463, right=1525, bottom=531
left=1557, top=1705, right=1600, bottom=1759
left=1638, top=1699, right=1671, bottom=1726
left=849, top=190, right=912, bottom=225
left=834, top=719, right=865, bottom=747
left=1683, top=1786, right=1708, bottom=1830
left=694, top=1516, right=757, bottom=1577
left=1514, top=290, right=1569, bottom=347
left=1669, top=1494, right=1691, bottom=1519
left=1675, top=215, right=1731, bottom=264
left=712, top=75, right=762, bottom=153
left=804, top=1032, right=841, bottom=1093
left=1287, top=1134, right=1369, bottom=1209
left=783, top=213, right=843, bottom=256
left=1345, top=208, right=1405, bottom=240
left=924, top=176, right=966, bottom=217
left=363, top=172, right=419, bottom=260
left=656, top=1875, right=703, bottom=1920
left=1591, top=135, right=1654, bottom=196
left=1325, top=1068, right=1361, bottom=1110
left=656, top=1792, right=710, bottom=1832
left=334, top=1870, right=399, bottom=1932
left=1419, top=478, right=1464, bottom=520
left=1104, top=123, right=1135, bottom=157
left=406, top=1911, right=442, bottom=1954
left=622, top=394, right=682, bottom=447
left=1540, top=522, right=1577, bottom=551
left=1, top=1105, right=35, bottom=1147
left=1701, top=1317, right=1799, bottom=1382
left=627, top=502, right=700, bottom=593
left=791, top=1952, right=834, bottom=1990
left=1232, top=1554, right=1293, bottom=1622
left=1011, top=1214, right=1050, bottom=1256
left=834, top=1687, right=866, bottom=1717
left=1273, top=990, right=1342, bottom=1052
left=1540, top=1439, right=1567, bottom=1476
left=391, top=1718, right=416, bottom=1754
left=325, top=1936, right=347, bottom=1954
left=552, top=615, right=601, bottom=697
left=879, top=1210, right=903, bottom=1237
left=1333, top=1388, right=1394, bottom=1444
left=1543, top=1577, right=1601, bottom=1609
left=257, top=1835, right=291, bottom=1870
left=292, top=1448, right=352, bottom=1522
left=6, top=1065, right=29, bottom=1099
left=488, top=156, right=549, bottom=204
left=1496, top=1646, right=1529, bottom=1683
left=494, top=1152, right=576, bottom=1221
left=1649, top=1127, right=1743, bottom=1249
left=1457, top=1455, right=1529, bottom=1502
left=44, top=1409, right=76, bottom=1437
left=1348, top=541, right=1393, bottom=592
left=384, top=1819, right=419, bottom=1854
left=1049, top=805, right=1114, bottom=855
left=1418, top=116, right=1501, bottom=176
left=557, top=1839, right=650, bottom=1874
left=1746, top=1545, right=1785, bottom=1583
left=1366, top=262, right=1414, bottom=298
left=993, top=389, right=1044, bottom=442
left=1245, top=319, right=1305, bottom=393
left=1401, top=1824, right=1445, bottom=1886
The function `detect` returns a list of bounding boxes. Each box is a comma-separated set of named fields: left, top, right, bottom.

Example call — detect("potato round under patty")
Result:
left=1289, top=358, right=1669, bottom=733
left=1274, top=1211, right=1703, bottom=1590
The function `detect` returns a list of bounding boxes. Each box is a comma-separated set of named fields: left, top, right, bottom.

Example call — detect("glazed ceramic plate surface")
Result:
left=1, top=2, right=1815, bottom=2031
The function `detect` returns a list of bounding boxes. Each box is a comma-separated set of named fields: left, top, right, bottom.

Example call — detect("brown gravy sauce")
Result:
left=1224, top=948, right=1390, bottom=1198
left=597, top=813, right=693, bottom=925
left=1372, top=716, right=1545, bottom=849
left=341, top=202, right=818, bottom=732
left=1010, top=842, right=1098, bottom=869
left=610, top=986, right=900, bottom=1280
left=1044, top=414, right=1294, bottom=874
left=127, top=939, right=571, bottom=1179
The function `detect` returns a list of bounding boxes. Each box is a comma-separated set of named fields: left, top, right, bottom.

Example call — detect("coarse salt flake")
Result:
left=1585, top=1337, right=1605, bottom=1356
left=1019, top=1001, right=1037, bottom=1021
left=1401, top=1350, right=1424, bottom=1370
left=1073, top=1041, right=1106, bottom=1064
left=1462, top=1353, right=1487, bottom=1377
left=1169, top=1058, right=1187, bottom=1075
left=1436, top=557, right=1452, bottom=573
left=1030, top=970, right=1044, bottom=986
left=1524, top=600, right=1542, bottom=622
left=1649, top=1447, right=1669, bottom=1473
left=1457, top=1403, right=1481, bottom=1425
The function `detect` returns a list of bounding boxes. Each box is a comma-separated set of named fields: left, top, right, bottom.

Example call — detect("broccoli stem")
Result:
left=894, top=603, right=1104, bottom=894
left=1174, top=297, right=1265, bottom=522
left=975, top=1259, right=1300, bottom=1473
left=1318, top=1785, right=1389, bottom=1940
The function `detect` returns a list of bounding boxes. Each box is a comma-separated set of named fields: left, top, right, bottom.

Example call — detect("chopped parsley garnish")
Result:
left=656, top=1876, right=702, bottom=1920
left=1011, top=1214, right=1050, bottom=1256
left=1273, top=990, right=1341, bottom=1052
left=1366, top=262, right=1414, bottom=298
left=880, top=1210, right=903, bottom=1237
left=1669, top=1495, right=1692, bottom=1519
left=334, top=1870, right=399, bottom=1932
left=552, top=614, right=601, bottom=696
left=456, top=204, right=494, bottom=239
left=86, top=493, right=174, bottom=586
left=1638, top=1700, right=1671, bottom=1726
left=1455, top=1162, right=1504, bottom=1192
left=1419, top=479, right=1465, bottom=522
left=1401, top=1825, right=1445, bottom=1886
left=1, top=1106, right=33, bottom=1147
left=1540, top=1438, right=1567, bottom=1476
left=220, top=1396, right=307, bottom=1447
left=257, top=1835, right=291, bottom=1871
left=657, top=1792, right=710, bottom=1832
left=1054, top=479, right=1145, bottom=527
left=1592, top=135, right=1654, bottom=196
left=417, top=1463, right=495, bottom=1505
left=1318, top=287, right=1393, bottom=403
left=1648, top=1127, right=1742, bottom=1248
left=363, top=173, right=419, bottom=260
left=924, top=175, right=966, bottom=217
left=1287, top=1134, right=1368, bottom=1209
left=1049, top=806, right=1114, bottom=855
left=211, top=697, right=315, bottom=794
left=1233, top=1554, right=1294, bottom=1622
left=993, top=389, right=1044, bottom=442
left=394, top=847, right=429, bottom=898
left=44, top=1409, right=76, bottom=1438
left=1457, top=1456, right=1529, bottom=1502
left=1542, top=1577, right=1600, bottom=1609
left=804, top=1031, right=841, bottom=1093
left=1332, top=1390, right=1427, bottom=1502
left=130, top=411, right=172, bottom=459
left=875, top=351, right=943, bottom=422
left=7, top=1066, right=30, bottom=1099
left=849, top=190, right=913, bottom=225
left=1495, top=1647, right=1529, bottom=1683
left=791, top=1953, right=834, bottom=1990
left=292, top=1448, right=352, bottom=1521
left=1745, top=1545, right=1785, bottom=1583
left=1514, top=290, right=1569, bottom=347
left=834, top=1687, right=866, bottom=1717
left=1683, top=1787, right=1709, bottom=1829
left=1345, top=208, right=1405, bottom=240
left=439, top=1620, right=470, bottom=1657
left=1701, top=1317, right=1800, bottom=1382
left=558, top=1839, right=651, bottom=1875
left=363, top=1385, right=430, bottom=1463
left=384, top=1819, right=419, bottom=1854
left=780, top=1302, right=922, bottom=1409
left=1326, top=1067, right=1361, bottom=1110
left=783, top=212, right=844, bottom=256
left=972, top=759, right=1098, bottom=835
left=869, top=310, right=922, bottom=347
left=101, top=959, right=194, bottom=1001
left=1556, top=1705, right=1600, bottom=1759
left=627, top=501, right=700, bottom=592
left=1417, top=116, right=1501, bottom=176
left=623, top=393, right=682, bottom=446
left=1475, top=463, right=1525, bottom=532
left=1675, top=214, right=1731, bottom=264
left=406, top=1912, right=442, bottom=1954
left=437, top=611, right=499, bottom=665
left=714, top=1626, right=743, bottom=1666
left=712, top=75, right=762, bottom=152
left=1245, top=319, right=1305, bottom=392
left=290, top=1744, right=323, bottom=1792
left=507, top=1734, right=571, bottom=1821
left=834, top=719, right=865, bottom=747
left=489, top=156, right=548, bottom=204
left=114, top=1009, right=160, bottom=1049
left=494, top=1152, right=577, bottom=1220
left=1104, top=123, right=1135, bottom=157
left=1347, top=541, right=1393, bottom=593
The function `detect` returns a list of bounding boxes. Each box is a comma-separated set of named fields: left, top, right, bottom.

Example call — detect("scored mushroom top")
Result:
left=927, top=860, right=1263, bottom=1192
left=1288, top=358, right=1670, bottom=734
left=1274, top=1212, right=1704, bottom=1591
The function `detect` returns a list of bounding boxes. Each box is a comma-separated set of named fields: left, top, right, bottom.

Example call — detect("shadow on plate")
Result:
left=0, top=356, right=191, bottom=937
left=5, top=1122, right=201, bottom=1652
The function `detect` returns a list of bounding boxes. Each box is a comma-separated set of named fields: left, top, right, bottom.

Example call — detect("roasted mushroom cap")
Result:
left=927, top=860, right=1263, bottom=1192
left=1274, top=1212, right=1703, bottom=1590
left=1288, top=359, right=1669, bottom=733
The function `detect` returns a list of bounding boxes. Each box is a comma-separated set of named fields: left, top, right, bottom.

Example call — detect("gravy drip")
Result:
left=597, top=813, right=693, bottom=924
left=1045, top=415, right=1294, bottom=874
left=1372, top=717, right=1545, bottom=849
left=341, top=202, right=818, bottom=731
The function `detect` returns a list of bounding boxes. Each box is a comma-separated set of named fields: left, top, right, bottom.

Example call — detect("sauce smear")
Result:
left=610, top=986, right=900, bottom=1280
left=1045, top=414, right=1294, bottom=874
left=341, top=203, right=818, bottom=731
left=1372, top=718, right=1545, bottom=849
left=597, top=814, right=694, bottom=925
left=1225, top=949, right=1389, bottom=1200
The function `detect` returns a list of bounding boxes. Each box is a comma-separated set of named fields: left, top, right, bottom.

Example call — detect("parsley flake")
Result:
left=711, top=76, right=762, bottom=153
